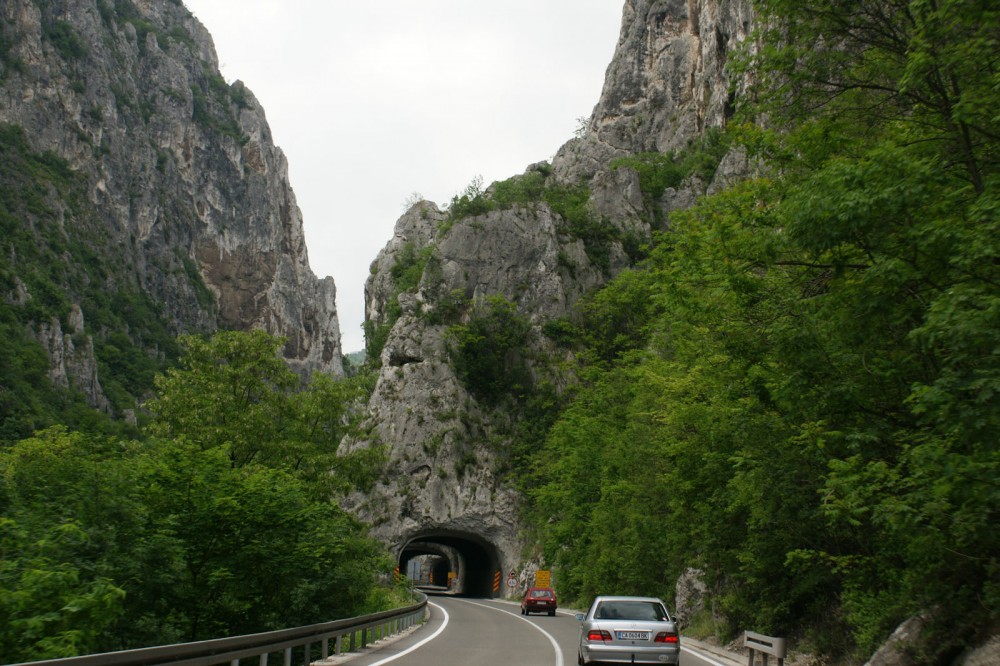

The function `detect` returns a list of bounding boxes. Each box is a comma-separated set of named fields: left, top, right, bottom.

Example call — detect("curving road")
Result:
left=337, top=595, right=734, bottom=666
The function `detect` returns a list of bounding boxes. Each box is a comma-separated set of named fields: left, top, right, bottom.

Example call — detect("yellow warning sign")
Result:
left=534, top=569, right=551, bottom=588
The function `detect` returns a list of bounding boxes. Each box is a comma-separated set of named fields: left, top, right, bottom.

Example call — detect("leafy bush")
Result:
left=390, top=242, right=433, bottom=294
left=490, top=171, right=546, bottom=208
left=442, top=176, right=491, bottom=230
left=446, top=296, right=534, bottom=405
left=0, top=427, right=389, bottom=656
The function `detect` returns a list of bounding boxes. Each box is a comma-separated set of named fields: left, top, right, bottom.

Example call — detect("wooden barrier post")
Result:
left=744, top=631, right=786, bottom=666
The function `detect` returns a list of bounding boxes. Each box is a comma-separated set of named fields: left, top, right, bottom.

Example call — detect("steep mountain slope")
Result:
left=0, top=0, right=341, bottom=435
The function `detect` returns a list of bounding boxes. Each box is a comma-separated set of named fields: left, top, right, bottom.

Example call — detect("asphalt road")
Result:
left=331, top=595, right=737, bottom=666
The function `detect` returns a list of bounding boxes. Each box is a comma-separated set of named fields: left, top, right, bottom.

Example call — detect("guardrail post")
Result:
left=744, top=631, right=786, bottom=666
left=283, top=647, right=292, bottom=666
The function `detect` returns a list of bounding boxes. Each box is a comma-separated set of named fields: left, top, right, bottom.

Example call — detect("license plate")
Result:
left=617, top=631, right=649, bottom=640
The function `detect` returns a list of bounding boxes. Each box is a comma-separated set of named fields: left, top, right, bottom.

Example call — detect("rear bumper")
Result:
left=581, top=643, right=680, bottom=664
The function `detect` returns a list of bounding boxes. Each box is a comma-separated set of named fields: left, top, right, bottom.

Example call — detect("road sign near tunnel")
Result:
left=534, top=569, right=551, bottom=587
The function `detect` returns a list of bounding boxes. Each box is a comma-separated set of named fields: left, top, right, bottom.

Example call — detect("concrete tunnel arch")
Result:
left=398, top=529, right=504, bottom=598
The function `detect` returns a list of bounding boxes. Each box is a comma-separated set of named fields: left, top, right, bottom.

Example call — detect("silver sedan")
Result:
left=576, top=595, right=681, bottom=665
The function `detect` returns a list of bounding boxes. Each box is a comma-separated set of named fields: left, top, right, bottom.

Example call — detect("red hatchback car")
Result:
left=521, top=587, right=558, bottom=616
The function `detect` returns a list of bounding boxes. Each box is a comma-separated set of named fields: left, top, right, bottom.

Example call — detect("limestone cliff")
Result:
left=0, top=0, right=342, bottom=415
left=554, top=0, right=754, bottom=183
left=345, top=0, right=756, bottom=587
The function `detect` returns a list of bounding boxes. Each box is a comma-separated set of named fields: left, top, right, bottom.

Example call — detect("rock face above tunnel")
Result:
left=340, top=0, right=757, bottom=588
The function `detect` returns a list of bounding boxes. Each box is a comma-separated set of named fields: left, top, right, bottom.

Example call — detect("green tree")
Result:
left=0, top=427, right=390, bottom=654
left=1, top=331, right=394, bottom=656
left=121, top=438, right=386, bottom=642
left=446, top=295, right=534, bottom=404
left=289, top=370, right=385, bottom=494
left=144, top=330, right=301, bottom=468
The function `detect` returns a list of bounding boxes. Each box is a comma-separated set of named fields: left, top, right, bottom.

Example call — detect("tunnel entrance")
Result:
left=398, top=530, right=503, bottom=598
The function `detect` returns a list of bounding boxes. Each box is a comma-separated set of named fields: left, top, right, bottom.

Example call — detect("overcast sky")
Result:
left=181, top=1, right=625, bottom=353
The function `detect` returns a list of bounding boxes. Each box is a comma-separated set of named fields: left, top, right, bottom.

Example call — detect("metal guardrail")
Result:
left=7, top=593, right=428, bottom=666
left=744, top=630, right=786, bottom=666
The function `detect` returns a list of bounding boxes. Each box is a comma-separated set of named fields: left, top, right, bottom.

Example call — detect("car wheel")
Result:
left=577, top=652, right=584, bottom=665
left=548, top=609, right=555, bottom=616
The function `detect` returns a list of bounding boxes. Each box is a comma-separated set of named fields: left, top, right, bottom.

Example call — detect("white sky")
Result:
left=181, top=1, right=625, bottom=353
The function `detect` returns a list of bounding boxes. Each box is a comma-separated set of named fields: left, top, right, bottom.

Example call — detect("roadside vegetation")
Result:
left=525, top=0, right=999, bottom=661
left=0, top=331, right=394, bottom=662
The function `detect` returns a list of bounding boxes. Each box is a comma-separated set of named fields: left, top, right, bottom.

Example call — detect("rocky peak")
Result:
left=553, top=0, right=754, bottom=184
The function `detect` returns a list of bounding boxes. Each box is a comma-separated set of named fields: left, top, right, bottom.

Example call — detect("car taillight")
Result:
left=654, top=632, right=679, bottom=644
left=587, top=630, right=613, bottom=642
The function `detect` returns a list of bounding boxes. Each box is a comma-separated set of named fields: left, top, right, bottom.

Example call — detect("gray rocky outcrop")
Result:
left=864, top=615, right=929, bottom=666
left=343, top=197, right=607, bottom=570
left=36, top=307, right=111, bottom=413
left=956, top=635, right=1000, bottom=666
left=346, top=0, right=758, bottom=586
left=0, top=0, right=342, bottom=409
left=674, top=567, right=709, bottom=628
left=553, top=0, right=755, bottom=184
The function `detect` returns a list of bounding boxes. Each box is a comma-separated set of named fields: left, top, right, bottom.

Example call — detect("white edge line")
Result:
left=681, top=644, right=730, bottom=666
left=367, top=601, right=450, bottom=666
left=460, top=599, right=565, bottom=666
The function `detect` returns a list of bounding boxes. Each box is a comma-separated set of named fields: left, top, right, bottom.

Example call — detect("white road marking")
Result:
left=364, top=598, right=723, bottom=666
left=460, top=599, right=565, bottom=666
left=681, top=644, right=729, bottom=666
left=367, top=601, right=450, bottom=666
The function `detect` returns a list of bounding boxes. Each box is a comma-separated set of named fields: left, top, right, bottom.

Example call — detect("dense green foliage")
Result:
left=527, top=0, right=999, bottom=660
left=446, top=295, right=535, bottom=405
left=1, top=332, right=391, bottom=661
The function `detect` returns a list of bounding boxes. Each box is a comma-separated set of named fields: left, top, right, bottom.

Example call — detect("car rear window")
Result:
left=530, top=589, right=553, bottom=598
left=594, top=601, right=666, bottom=621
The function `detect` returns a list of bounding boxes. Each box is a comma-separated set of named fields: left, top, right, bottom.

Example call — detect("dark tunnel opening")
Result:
left=398, top=530, right=502, bottom=598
